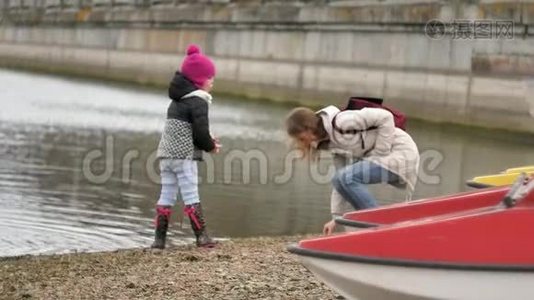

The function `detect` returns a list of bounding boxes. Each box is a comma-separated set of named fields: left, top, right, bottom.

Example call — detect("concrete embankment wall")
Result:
left=1, top=0, right=534, bottom=132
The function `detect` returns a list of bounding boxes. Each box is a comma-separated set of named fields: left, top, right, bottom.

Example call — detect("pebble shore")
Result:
left=0, top=236, right=340, bottom=300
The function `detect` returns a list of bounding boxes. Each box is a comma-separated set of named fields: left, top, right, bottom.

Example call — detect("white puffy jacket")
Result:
left=317, top=105, right=420, bottom=216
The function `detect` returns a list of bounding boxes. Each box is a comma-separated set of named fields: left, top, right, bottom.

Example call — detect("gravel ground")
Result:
left=0, top=236, right=339, bottom=300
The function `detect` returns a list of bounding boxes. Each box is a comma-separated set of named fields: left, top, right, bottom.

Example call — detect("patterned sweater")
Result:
left=157, top=73, right=215, bottom=160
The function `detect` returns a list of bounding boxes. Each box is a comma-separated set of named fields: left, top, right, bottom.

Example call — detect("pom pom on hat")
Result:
left=181, top=44, right=216, bottom=88
left=186, top=44, right=201, bottom=56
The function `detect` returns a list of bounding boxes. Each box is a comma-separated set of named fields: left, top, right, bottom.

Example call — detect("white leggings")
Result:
left=157, top=159, right=200, bottom=207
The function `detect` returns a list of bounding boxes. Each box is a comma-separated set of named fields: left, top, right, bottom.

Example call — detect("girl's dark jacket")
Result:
left=157, top=72, right=215, bottom=161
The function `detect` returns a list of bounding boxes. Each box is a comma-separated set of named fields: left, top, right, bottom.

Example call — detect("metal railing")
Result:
left=0, top=0, right=248, bottom=10
left=0, top=0, right=440, bottom=25
left=1, top=0, right=338, bottom=12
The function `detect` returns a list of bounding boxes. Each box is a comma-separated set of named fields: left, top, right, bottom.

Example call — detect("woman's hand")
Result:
left=323, top=219, right=337, bottom=235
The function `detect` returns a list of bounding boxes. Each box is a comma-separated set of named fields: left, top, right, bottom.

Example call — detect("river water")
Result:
left=0, top=69, right=533, bottom=257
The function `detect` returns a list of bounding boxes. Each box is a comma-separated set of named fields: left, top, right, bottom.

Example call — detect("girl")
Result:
left=285, top=105, right=420, bottom=235
left=152, top=44, right=221, bottom=249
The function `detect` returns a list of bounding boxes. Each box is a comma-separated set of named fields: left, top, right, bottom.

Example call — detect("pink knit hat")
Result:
left=180, top=44, right=216, bottom=88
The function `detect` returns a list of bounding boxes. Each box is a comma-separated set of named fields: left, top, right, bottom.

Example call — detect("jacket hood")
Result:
left=317, top=105, right=340, bottom=138
left=182, top=90, right=213, bottom=104
left=168, top=72, right=198, bottom=101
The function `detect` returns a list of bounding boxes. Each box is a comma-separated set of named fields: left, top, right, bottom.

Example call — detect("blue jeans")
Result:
left=332, top=160, right=401, bottom=210
left=157, top=159, right=200, bottom=207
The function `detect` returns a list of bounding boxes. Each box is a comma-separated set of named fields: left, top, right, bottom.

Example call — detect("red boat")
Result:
left=337, top=186, right=509, bottom=230
left=289, top=176, right=534, bottom=300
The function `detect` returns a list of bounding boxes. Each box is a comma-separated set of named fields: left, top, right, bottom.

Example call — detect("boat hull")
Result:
left=505, top=166, right=534, bottom=174
left=467, top=166, right=534, bottom=188
left=296, top=254, right=534, bottom=300
left=467, top=172, right=534, bottom=188
left=338, top=187, right=508, bottom=229
left=292, top=178, right=534, bottom=300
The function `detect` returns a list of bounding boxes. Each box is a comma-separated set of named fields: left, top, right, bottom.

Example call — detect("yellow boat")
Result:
left=467, top=166, right=534, bottom=188
left=504, top=166, right=534, bottom=174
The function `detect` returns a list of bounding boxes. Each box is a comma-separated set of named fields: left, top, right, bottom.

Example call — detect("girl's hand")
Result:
left=211, top=137, right=222, bottom=154
left=323, top=219, right=337, bottom=235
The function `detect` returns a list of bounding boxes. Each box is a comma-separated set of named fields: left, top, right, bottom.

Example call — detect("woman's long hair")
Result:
left=285, top=107, right=324, bottom=160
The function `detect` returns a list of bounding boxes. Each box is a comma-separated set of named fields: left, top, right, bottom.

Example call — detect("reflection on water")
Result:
left=0, top=69, right=533, bottom=257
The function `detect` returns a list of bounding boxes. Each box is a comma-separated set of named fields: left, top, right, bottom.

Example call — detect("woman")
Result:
left=285, top=105, right=420, bottom=235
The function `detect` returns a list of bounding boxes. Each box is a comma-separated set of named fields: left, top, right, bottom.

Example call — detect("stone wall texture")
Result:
left=1, top=0, right=534, bottom=132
